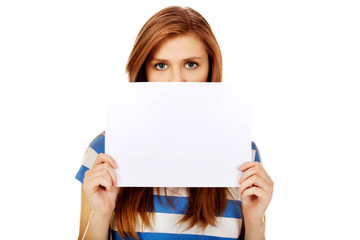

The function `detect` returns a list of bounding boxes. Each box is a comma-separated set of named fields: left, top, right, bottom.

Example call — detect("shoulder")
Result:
left=88, top=131, right=105, bottom=154
left=75, top=131, right=105, bottom=183
left=83, top=131, right=105, bottom=166
left=251, top=141, right=262, bottom=163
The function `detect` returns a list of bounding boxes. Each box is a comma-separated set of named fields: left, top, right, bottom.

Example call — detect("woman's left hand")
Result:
left=238, top=161, right=274, bottom=226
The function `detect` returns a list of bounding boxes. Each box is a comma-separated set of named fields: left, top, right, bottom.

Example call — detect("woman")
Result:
left=76, top=6, right=273, bottom=240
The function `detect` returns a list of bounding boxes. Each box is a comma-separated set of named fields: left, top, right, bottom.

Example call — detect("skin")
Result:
left=80, top=154, right=118, bottom=240
left=145, top=33, right=209, bottom=82
left=79, top=34, right=273, bottom=240
left=238, top=162, right=274, bottom=240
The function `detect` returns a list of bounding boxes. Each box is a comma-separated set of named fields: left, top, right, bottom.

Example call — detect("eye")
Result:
left=155, top=63, right=168, bottom=70
left=185, top=62, right=197, bottom=69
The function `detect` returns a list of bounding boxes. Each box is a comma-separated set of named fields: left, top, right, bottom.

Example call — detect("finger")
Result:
left=239, top=174, right=270, bottom=195
left=98, top=175, right=113, bottom=192
left=87, top=173, right=113, bottom=192
left=238, top=161, right=260, bottom=171
left=239, top=167, right=268, bottom=186
left=83, top=174, right=110, bottom=194
left=102, top=162, right=117, bottom=187
left=241, top=186, right=267, bottom=201
left=240, top=162, right=272, bottom=182
left=87, top=162, right=117, bottom=187
left=93, top=153, right=117, bottom=169
left=239, top=162, right=272, bottom=184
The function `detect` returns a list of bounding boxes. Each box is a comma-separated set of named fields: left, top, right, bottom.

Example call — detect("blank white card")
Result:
left=106, top=82, right=250, bottom=187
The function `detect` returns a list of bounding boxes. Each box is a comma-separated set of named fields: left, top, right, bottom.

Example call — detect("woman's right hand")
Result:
left=83, top=153, right=119, bottom=218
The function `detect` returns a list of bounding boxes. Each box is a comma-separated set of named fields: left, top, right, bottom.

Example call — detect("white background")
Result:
left=0, top=0, right=359, bottom=239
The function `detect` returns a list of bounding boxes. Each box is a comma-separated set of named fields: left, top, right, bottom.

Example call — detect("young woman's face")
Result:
left=145, top=33, right=210, bottom=82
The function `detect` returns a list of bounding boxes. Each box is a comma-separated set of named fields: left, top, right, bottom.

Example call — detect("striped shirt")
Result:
left=75, top=132, right=262, bottom=240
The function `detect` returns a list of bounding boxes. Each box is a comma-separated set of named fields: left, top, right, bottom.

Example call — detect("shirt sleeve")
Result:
left=251, top=141, right=262, bottom=164
left=75, top=132, right=105, bottom=183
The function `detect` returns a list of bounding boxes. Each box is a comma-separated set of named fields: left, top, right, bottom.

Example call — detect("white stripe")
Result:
left=155, top=187, right=241, bottom=201
left=82, top=147, right=98, bottom=169
left=228, top=187, right=241, bottom=201
left=252, top=149, right=256, bottom=162
left=111, top=212, right=241, bottom=238
left=155, top=188, right=187, bottom=197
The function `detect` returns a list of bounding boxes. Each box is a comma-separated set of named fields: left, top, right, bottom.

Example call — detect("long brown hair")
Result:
left=116, top=6, right=227, bottom=239
left=126, top=6, right=222, bottom=83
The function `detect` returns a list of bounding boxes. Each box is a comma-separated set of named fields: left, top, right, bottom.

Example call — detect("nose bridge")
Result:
left=171, top=66, right=185, bottom=82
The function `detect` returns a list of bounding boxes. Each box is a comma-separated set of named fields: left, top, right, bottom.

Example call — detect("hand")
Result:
left=83, top=153, right=119, bottom=218
left=238, top=161, right=273, bottom=226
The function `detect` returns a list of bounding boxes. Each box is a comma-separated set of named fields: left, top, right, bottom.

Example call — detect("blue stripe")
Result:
left=90, top=133, right=105, bottom=154
left=153, top=195, right=241, bottom=219
left=75, top=165, right=89, bottom=183
left=112, top=231, right=238, bottom=240
left=251, top=142, right=261, bottom=163
left=251, top=141, right=256, bottom=150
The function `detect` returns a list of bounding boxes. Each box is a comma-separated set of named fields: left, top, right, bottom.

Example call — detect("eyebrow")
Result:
left=149, top=57, right=205, bottom=62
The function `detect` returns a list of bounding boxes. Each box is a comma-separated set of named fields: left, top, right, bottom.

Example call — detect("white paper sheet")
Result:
left=106, top=82, right=250, bottom=187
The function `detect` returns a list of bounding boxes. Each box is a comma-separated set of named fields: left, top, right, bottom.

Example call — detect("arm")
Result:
left=78, top=154, right=119, bottom=240
left=242, top=214, right=266, bottom=240
left=238, top=162, right=273, bottom=240
left=79, top=187, right=113, bottom=240
left=239, top=206, right=266, bottom=240
left=78, top=187, right=92, bottom=239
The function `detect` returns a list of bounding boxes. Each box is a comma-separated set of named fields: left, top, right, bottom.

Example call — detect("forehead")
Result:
left=148, top=33, right=208, bottom=60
